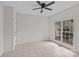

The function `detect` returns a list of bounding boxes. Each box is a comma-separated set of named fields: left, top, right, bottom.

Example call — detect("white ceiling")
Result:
left=0, top=1, right=79, bottom=16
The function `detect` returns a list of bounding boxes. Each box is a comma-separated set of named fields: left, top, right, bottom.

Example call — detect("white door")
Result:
left=3, top=6, right=16, bottom=52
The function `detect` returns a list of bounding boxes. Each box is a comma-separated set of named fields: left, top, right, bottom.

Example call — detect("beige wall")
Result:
left=49, top=4, right=79, bottom=53
left=16, top=13, right=49, bottom=45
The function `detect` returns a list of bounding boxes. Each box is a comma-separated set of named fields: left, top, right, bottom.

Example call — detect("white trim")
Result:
left=0, top=6, right=4, bottom=56
left=13, top=6, right=16, bottom=50
left=61, top=20, right=63, bottom=44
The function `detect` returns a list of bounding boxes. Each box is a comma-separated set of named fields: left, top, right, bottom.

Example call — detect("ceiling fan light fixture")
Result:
left=32, top=1, right=55, bottom=13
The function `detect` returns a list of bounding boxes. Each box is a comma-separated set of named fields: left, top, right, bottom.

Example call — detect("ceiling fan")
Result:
left=32, top=1, right=55, bottom=13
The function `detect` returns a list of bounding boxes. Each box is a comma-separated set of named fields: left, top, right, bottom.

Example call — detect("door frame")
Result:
left=54, top=16, right=76, bottom=51
left=13, top=7, right=16, bottom=50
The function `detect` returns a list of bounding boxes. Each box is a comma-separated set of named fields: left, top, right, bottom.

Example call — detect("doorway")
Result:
left=55, top=17, right=75, bottom=50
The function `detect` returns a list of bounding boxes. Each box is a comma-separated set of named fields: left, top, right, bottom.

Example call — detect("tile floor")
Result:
left=1, top=41, right=79, bottom=57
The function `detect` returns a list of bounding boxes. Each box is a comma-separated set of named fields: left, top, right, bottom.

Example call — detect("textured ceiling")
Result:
left=0, top=1, right=79, bottom=16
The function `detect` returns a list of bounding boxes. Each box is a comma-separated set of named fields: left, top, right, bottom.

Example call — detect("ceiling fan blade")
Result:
left=46, top=1, right=55, bottom=6
left=36, top=1, right=42, bottom=7
left=32, top=7, right=41, bottom=10
left=45, top=8, right=52, bottom=11
left=40, top=9, right=43, bottom=13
